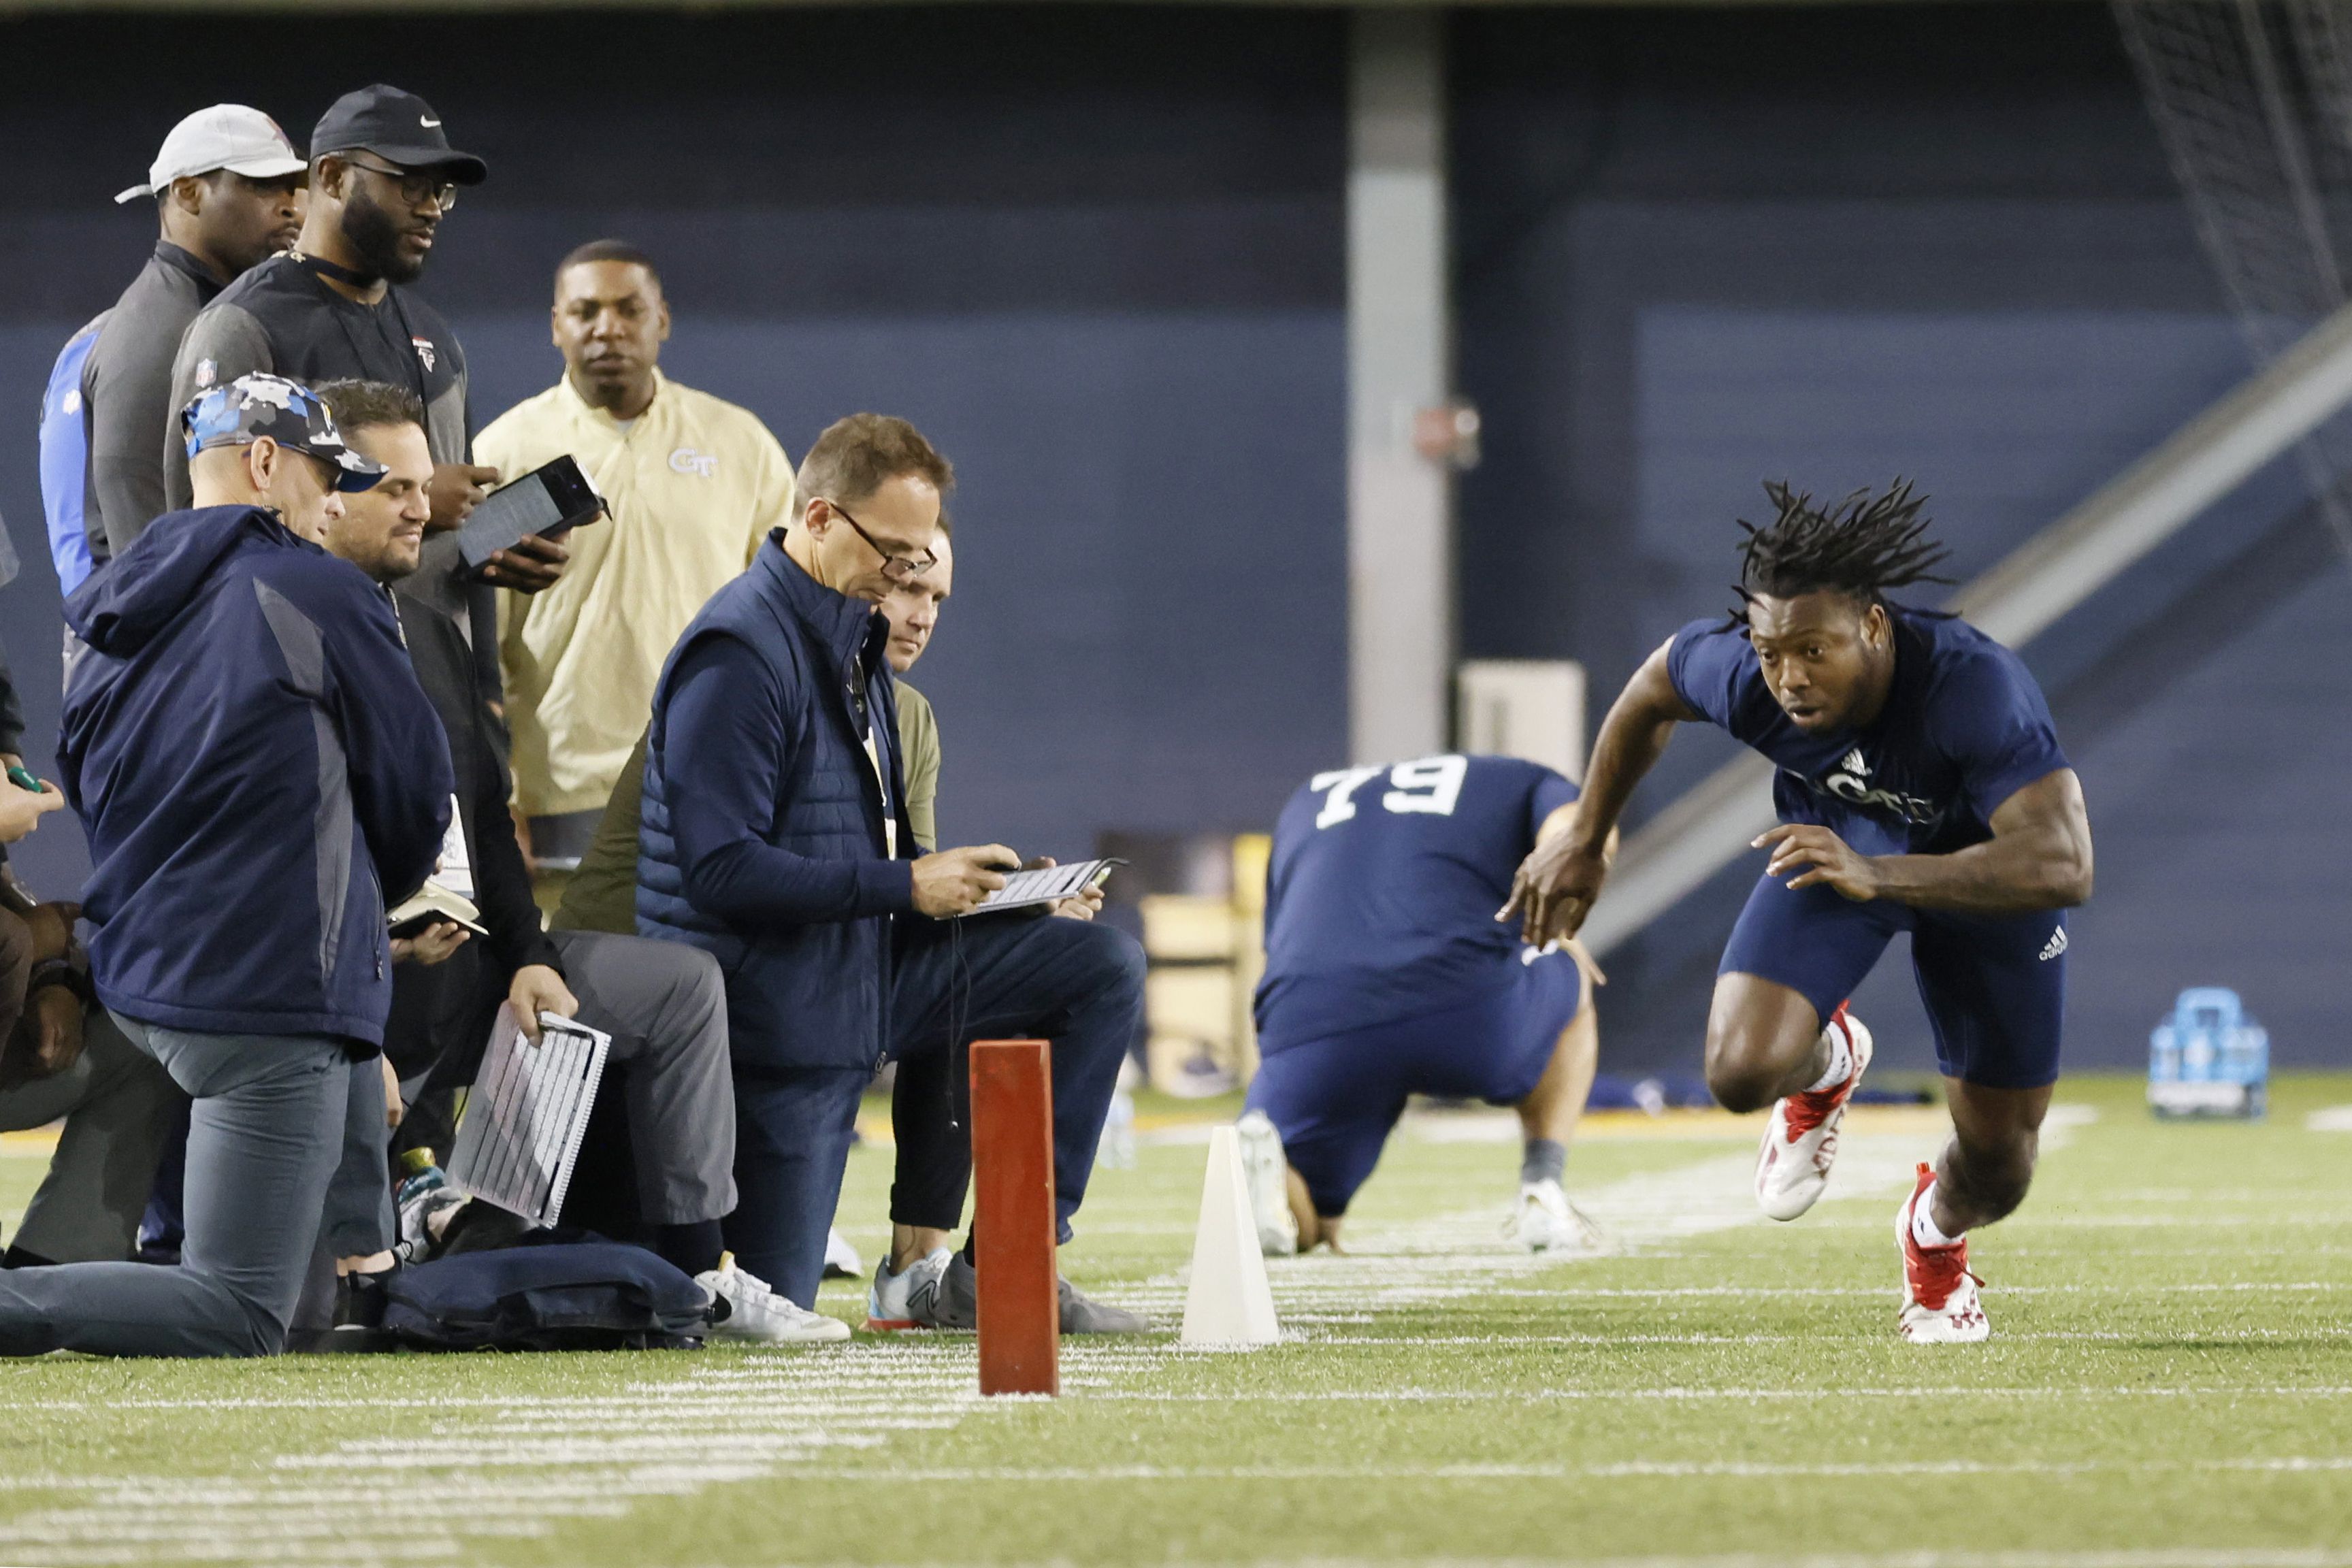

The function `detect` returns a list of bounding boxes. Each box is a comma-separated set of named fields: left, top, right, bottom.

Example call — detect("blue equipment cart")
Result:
left=2148, top=987, right=2268, bottom=1120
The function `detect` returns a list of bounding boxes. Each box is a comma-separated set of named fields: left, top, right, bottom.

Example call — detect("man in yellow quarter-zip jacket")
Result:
left=474, top=239, right=797, bottom=868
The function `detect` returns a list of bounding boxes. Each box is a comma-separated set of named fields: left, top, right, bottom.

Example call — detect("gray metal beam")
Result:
left=1582, top=296, right=2352, bottom=956
left=1347, top=7, right=1453, bottom=766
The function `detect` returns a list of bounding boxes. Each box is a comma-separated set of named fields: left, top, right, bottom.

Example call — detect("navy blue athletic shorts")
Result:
left=1717, top=872, right=2067, bottom=1090
left=1244, top=950, right=1586, bottom=1218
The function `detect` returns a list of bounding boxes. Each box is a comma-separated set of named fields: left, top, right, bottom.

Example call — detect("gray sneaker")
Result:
left=1058, top=1276, right=1152, bottom=1335
left=908, top=1250, right=979, bottom=1330
left=915, top=1252, right=1152, bottom=1334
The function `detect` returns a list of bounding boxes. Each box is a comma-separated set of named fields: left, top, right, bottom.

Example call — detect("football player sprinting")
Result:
left=1504, top=482, right=2092, bottom=1343
left=1239, top=753, right=1606, bottom=1258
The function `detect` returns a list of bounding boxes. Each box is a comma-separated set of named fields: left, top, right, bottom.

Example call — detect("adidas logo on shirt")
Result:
left=2039, top=928, right=2068, bottom=962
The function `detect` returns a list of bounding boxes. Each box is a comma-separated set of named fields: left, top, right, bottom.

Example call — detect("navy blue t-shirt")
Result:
left=1254, top=753, right=1579, bottom=1045
left=1667, top=608, right=2068, bottom=858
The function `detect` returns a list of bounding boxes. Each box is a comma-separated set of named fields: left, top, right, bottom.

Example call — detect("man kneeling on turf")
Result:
left=1239, top=753, right=1604, bottom=1256
left=638, top=414, right=1147, bottom=1329
left=309, top=381, right=818, bottom=1344
left=0, top=375, right=449, bottom=1357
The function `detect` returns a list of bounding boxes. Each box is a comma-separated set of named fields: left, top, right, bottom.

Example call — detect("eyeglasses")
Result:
left=342, top=154, right=459, bottom=212
left=820, top=497, right=935, bottom=584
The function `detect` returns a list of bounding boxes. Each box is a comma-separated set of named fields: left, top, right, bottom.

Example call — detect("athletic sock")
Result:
left=1910, top=1180, right=1963, bottom=1249
left=1803, top=1024, right=1857, bottom=1094
left=1520, top=1138, right=1567, bottom=1188
left=651, top=1220, right=726, bottom=1277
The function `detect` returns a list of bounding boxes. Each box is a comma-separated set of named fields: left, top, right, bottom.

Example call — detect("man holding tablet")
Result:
left=638, top=414, right=1147, bottom=1329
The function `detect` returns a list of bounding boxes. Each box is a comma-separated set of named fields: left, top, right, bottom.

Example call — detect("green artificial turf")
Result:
left=0, top=1072, right=2346, bottom=1567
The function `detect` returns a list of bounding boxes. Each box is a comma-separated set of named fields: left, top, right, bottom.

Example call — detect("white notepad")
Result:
left=448, top=1004, right=611, bottom=1228
left=962, top=857, right=1126, bottom=917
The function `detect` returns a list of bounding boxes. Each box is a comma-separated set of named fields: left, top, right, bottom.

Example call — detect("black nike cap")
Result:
left=312, top=84, right=488, bottom=185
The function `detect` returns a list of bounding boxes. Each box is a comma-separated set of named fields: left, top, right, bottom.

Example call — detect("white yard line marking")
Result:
left=1414, top=1554, right=2352, bottom=1568
left=647, top=1454, right=2352, bottom=1484
left=760, top=1552, right=2352, bottom=1568
left=2304, top=1106, right=2352, bottom=1131
left=0, top=1347, right=989, bottom=1566
left=0, top=1100, right=2180, bottom=1568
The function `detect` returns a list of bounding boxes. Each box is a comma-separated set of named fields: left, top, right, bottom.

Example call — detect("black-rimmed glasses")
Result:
left=342, top=154, right=459, bottom=212
left=821, top=497, right=935, bottom=584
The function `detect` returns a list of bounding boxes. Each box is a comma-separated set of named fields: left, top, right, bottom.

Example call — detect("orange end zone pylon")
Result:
left=970, top=1038, right=1059, bottom=1396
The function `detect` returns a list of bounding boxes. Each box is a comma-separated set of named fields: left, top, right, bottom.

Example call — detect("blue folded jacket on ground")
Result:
left=60, top=504, right=453, bottom=1047
left=381, top=1239, right=715, bottom=1352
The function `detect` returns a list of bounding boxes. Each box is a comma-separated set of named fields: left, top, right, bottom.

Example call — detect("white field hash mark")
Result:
left=0, top=1111, right=2052, bottom=1565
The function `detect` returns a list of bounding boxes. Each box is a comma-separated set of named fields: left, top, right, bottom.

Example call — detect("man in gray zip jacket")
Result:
left=82, top=104, right=306, bottom=564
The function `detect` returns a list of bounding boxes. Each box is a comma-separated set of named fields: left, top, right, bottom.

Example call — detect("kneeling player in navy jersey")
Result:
left=1507, top=482, right=2093, bottom=1342
left=1241, top=753, right=1605, bottom=1257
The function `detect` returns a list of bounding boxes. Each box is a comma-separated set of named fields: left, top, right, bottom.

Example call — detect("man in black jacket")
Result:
left=82, top=104, right=307, bottom=564
left=166, top=86, right=566, bottom=709
left=315, top=381, right=837, bottom=1345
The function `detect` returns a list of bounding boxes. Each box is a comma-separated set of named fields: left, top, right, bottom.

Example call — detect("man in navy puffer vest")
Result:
left=638, top=414, right=1147, bottom=1325
left=0, top=374, right=451, bottom=1357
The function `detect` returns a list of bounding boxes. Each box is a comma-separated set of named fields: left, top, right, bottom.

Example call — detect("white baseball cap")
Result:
left=114, top=105, right=306, bottom=205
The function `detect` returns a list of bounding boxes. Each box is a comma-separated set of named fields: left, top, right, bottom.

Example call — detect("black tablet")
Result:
left=458, top=455, right=604, bottom=573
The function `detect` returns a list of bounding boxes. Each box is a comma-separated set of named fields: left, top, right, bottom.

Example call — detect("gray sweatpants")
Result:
left=322, top=1056, right=395, bottom=1260
left=321, top=929, right=736, bottom=1256
left=0, top=1009, right=181, bottom=1263
left=0, top=1016, right=346, bottom=1358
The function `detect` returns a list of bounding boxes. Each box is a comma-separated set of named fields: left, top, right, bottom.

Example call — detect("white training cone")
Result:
left=1179, top=1124, right=1281, bottom=1347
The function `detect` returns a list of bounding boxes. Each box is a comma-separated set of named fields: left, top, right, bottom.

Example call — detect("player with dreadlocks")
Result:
left=1503, top=480, right=2093, bottom=1342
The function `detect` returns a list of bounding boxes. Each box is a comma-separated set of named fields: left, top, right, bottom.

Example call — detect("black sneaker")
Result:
left=289, top=1270, right=397, bottom=1354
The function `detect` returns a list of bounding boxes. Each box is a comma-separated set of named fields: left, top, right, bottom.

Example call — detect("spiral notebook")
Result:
left=447, top=1004, right=611, bottom=1228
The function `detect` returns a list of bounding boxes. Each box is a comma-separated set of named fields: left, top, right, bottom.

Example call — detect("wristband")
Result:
left=26, top=959, right=93, bottom=1008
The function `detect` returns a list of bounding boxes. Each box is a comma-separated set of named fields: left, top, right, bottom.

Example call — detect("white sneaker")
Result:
left=1235, top=1110, right=1298, bottom=1256
left=823, top=1227, right=864, bottom=1280
left=696, top=1254, right=851, bottom=1345
left=1897, top=1163, right=1990, bottom=1344
left=865, top=1246, right=952, bottom=1331
left=1754, top=1004, right=1874, bottom=1222
left=1505, top=1179, right=1605, bottom=1253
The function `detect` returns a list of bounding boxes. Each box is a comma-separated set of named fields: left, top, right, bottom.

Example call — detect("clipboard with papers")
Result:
left=446, top=1004, right=612, bottom=1228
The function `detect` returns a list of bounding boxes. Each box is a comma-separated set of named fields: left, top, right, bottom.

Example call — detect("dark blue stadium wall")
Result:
left=1454, top=5, right=2352, bottom=1072
left=0, top=5, right=1350, bottom=894
left=3, top=4, right=2340, bottom=1076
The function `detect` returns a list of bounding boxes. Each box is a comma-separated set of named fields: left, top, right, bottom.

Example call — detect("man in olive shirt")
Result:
left=477, top=241, right=798, bottom=866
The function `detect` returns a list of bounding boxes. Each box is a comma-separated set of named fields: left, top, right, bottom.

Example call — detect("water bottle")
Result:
left=395, top=1145, right=445, bottom=1210
left=395, top=1147, right=466, bottom=1262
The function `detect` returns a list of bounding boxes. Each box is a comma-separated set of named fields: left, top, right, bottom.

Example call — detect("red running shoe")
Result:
left=1753, top=1004, right=1874, bottom=1221
left=1897, top=1162, right=1989, bottom=1343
